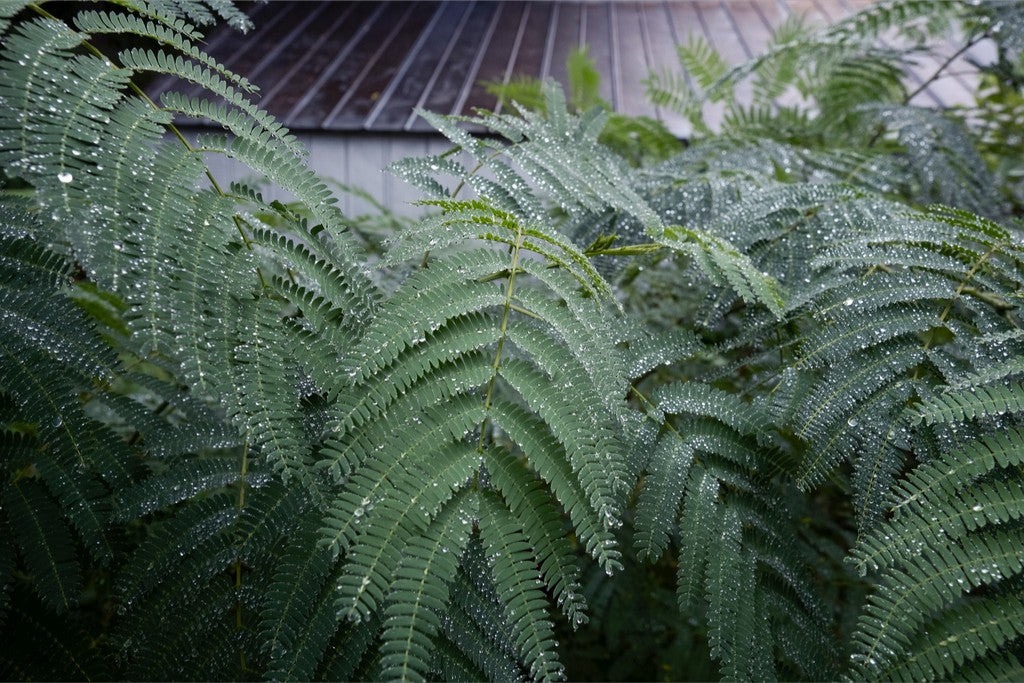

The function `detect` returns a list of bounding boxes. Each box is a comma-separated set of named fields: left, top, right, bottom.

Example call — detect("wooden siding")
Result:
left=197, top=131, right=458, bottom=217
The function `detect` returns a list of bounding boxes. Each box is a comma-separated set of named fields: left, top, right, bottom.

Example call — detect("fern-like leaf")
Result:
left=914, top=382, right=1024, bottom=425
left=478, top=491, right=564, bottom=681
left=377, top=489, right=476, bottom=682
left=2, top=479, right=80, bottom=611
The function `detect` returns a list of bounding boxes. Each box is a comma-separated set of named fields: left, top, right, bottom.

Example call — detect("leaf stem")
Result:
left=476, top=221, right=526, bottom=455
left=903, top=33, right=987, bottom=106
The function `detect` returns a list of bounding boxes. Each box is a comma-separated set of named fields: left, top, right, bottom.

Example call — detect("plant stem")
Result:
left=476, top=221, right=525, bottom=456
left=903, top=34, right=987, bottom=106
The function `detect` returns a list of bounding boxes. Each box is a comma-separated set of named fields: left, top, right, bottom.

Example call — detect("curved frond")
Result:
left=377, top=489, right=476, bottom=682
left=633, top=430, right=694, bottom=562
left=2, top=479, right=80, bottom=611
left=259, top=511, right=336, bottom=677
left=850, top=528, right=1024, bottom=678
left=914, top=382, right=1024, bottom=425
left=479, top=492, right=564, bottom=681
left=657, top=226, right=786, bottom=317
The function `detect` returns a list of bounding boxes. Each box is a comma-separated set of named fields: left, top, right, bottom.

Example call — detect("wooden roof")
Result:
left=151, top=1, right=991, bottom=136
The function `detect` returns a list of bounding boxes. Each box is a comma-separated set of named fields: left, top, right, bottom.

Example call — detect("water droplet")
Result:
left=58, top=172, right=73, bottom=183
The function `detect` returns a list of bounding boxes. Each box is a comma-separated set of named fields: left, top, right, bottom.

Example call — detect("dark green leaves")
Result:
left=3, top=0, right=1024, bottom=680
left=3, top=480, right=80, bottom=611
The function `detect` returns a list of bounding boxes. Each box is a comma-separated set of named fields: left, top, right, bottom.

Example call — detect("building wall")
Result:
left=191, top=130, right=457, bottom=219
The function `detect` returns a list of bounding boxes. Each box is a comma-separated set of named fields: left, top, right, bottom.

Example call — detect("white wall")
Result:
left=187, top=130, right=457, bottom=219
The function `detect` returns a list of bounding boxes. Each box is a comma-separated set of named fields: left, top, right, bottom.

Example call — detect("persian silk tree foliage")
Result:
left=1, top=0, right=1023, bottom=681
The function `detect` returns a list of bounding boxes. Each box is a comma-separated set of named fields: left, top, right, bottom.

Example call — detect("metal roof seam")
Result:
left=256, top=3, right=358, bottom=112
left=609, top=3, right=622, bottom=111
left=322, top=2, right=420, bottom=128
left=245, top=2, right=328, bottom=86
left=365, top=1, right=451, bottom=129
left=449, top=1, right=504, bottom=123
left=282, top=1, right=390, bottom=125
left=493, top=2, right=533, bottom=118
left=403, top=1, right=478, bottom=130
left=540, top=2, right=560, bottom=81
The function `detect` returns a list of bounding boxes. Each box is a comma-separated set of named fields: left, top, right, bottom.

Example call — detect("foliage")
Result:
left=486, top=46, right=683, bottom=167
left=1, top=1, right=1023, bottom=681
left=645, top=0, right=1020, bottom=218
